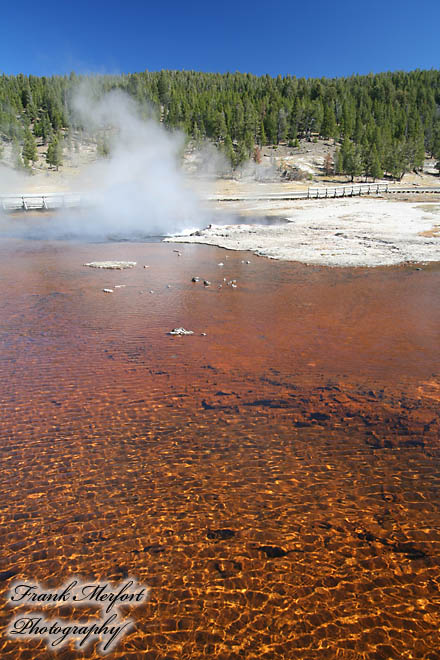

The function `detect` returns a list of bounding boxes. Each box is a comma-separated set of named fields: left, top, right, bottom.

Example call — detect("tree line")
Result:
left=0, top=69, right=439, bottom=177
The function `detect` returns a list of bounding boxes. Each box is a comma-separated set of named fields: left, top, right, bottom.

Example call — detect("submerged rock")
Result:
left=85, top=261, right=137, bottom=270
left=102, top=288, right=114, bottom=293
left=168, top=327, right=194, bottom=336
left=192, top=276, right=200, bottom=282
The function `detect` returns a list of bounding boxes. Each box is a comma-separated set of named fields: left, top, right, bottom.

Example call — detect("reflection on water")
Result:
left=0, top=236, right=440, bottom=659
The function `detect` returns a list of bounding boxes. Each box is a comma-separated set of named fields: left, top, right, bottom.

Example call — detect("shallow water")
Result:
left=0, top=235, right=440, bottom=659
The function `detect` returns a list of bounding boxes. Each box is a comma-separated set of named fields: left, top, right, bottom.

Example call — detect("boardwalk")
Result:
left=212, top=183, right=440, bottom=202
left=0, top=192, right=85, bottom=211
left=1, top=184, right=440, bottom=211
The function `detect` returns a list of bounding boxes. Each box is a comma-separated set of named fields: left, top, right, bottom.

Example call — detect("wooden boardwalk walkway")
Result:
left=213, top=183, right=440, bottom=202
left=0, top=192, right=84, bottom=211
left=1, top=183, right=439, bottom=211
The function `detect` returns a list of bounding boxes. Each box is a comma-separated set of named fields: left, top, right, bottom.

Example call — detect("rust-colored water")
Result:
left=1, top=235, right=440, bottom=659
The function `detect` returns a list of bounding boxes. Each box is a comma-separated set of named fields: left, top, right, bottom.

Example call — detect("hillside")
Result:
left=0, top=69, right=440, bottom=183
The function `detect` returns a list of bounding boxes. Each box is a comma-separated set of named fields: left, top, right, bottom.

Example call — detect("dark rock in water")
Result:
left=207, top=528, right=235, bottom=541
left=192, top=277, right=200, bottom=282
left=203, top=280, right=211, bottom=286
left=142, top=544, right=166, bottom=554
left=392, top=542, right=427, bottom=559
left=309, top=412, right=330, bottom=421
left=0, top=569, right=18, bottom=582
left=258, top=545, right=289, bottom=558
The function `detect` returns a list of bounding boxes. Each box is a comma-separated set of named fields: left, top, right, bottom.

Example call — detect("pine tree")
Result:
left=235, top=141, right=249, bottom=167
left=321, top=105, right=337, bottom=139
left=413, top=131, right=425, bottom=172
left=46, top=135, right=63, bottom=170
left=369, top=144, right=383, bottom=180
left=22, top=128, right=38, bottom=167
left=334, top=149, right=344, bottom=175
left=221, top=135, right=234, bottom=168
left=342, top=140, right=362, bottom=182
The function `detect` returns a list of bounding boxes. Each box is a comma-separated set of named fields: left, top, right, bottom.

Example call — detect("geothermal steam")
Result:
left=71, top=88, right=205, bottom=237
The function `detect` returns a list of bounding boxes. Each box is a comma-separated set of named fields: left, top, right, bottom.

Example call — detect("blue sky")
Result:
left=1, top=0, right=438, bottom=78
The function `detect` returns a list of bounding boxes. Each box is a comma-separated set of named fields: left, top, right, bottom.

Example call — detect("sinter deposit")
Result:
left=168, top=327, right=194, bottom=335
left=84, top=261, right=137, bottom=269
left=166, top=199, right=440, bottom=267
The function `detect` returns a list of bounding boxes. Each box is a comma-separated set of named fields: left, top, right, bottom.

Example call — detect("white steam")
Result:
left=71, top=87, right=206, bottom=237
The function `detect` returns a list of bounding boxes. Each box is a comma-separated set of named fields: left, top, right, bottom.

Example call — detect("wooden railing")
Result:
left=1, top=184, right=440, bottom=211
left=0, top=192, right=84, bottom=211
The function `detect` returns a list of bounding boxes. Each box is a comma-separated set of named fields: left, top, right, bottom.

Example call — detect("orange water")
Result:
left=1, top=236, right=440, bottom=659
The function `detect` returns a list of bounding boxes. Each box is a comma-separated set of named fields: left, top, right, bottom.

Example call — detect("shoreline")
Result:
left=166, top=197, right=440, bottom=267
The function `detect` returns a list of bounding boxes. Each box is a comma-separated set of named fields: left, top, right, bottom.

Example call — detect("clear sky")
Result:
left=1, top=0, right=438, bottom=79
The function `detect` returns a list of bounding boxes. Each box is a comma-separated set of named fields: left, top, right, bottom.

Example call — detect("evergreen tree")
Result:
left=334, top=148, right=344, bottom=175
left=342, top=140, right=362, bottom=181
left=46, top=135, right=63, bottom=170
left=321, top=104, right=337, bottom=139
left=221, top=135, right=234, bottom=167
left=368, top=144, right=383, bottom=180
left=22, top=128, right=38, bottom=167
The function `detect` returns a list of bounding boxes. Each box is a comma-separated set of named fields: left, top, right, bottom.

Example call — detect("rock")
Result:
left=114, top=285, right=126, bottom=289
left=102, top=288, right=114, bottom=293
left=246, top=260, right=251, bottom=264
left=218, top=262, right=224, bottom=266
left=143, top=265, right=150, bottom=269
left=85, top=261, right=136, bottom=269
left=207, top=529, right=235, bottom=541
left=200, top=332, right=207, bottom=336
left=168, top=328, right=194, bottom=336
left=192, top=277, right=200, bottom=282
left=203, top=280, right=211, bottom=287
left=167, top=284, right=172, bottom=288
left=258, top=545, right=289, bottom=558
left=149, top=290, right=154, bottom=294
left=173, top=249, right=180, bottom=253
